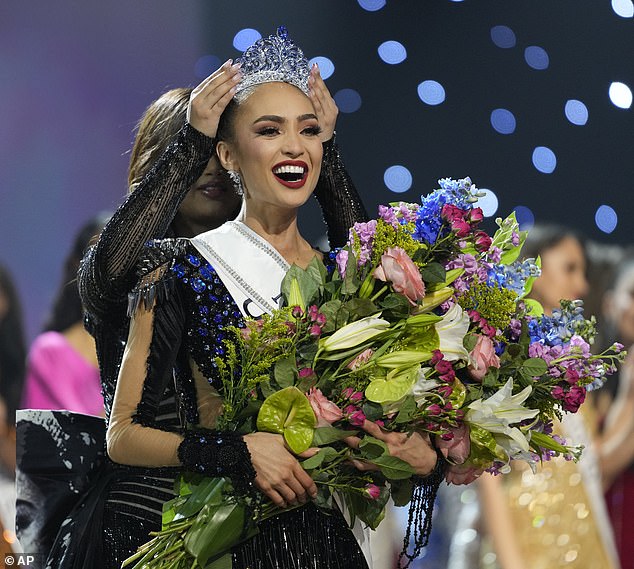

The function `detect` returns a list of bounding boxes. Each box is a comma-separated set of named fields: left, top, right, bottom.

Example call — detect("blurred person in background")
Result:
left=474, top=224, right=622, bottom=569
left=597, top=258, right=634, bottom=567
left=21, top=215, right=109, bottom=416
left=0, top=264, right=27, bottom=553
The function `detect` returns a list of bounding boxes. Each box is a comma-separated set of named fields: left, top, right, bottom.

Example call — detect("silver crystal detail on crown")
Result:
left=234, top=26, right=310, bottom=102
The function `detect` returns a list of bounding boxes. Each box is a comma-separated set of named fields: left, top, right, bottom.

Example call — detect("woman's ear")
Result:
left=216, top=141, right=238, bottom=171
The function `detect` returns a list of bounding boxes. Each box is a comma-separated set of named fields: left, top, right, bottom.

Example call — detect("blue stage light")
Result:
left=513, top=206, right=535, bottom=230
left=417, top=80, right=446, bottom=105
left=358, top=0, right=386, bottom=11
left=194, top=55, right=221, bottom=79
left=609, top=82, right=633, bottom=109
left=308, top=56, right=335, bottom=80
left=612, top=0, right=634, bottom=18
left=524, top=46, right=549, bottom=70
left=384, top=165, right=412, bottom=193
left=490, top=109, right=517, bottom=134
left=564, top=100, right=589, bottom=125
left=532, top=146, right=557, bottom=174
left=334, top=89, right=362, bottom=113
left=378, top=41, right=407, bottom=65
left=490, top=25, right=517, bottom=49
left=475, top=188, right=499, bottom=217
left=233, top=28, right=262, bottom=52
left=595, top=205, right=618, bottom=233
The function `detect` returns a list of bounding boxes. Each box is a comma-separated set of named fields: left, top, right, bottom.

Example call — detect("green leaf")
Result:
left=297, top=340, right=318, bottom=362
left=519, top=357, right=549, bottom=378
left=274, top=354, right=297, bottom=388
left=359, top=436, right=389, bottom=460
left=185, top=501, right=255, bottom=565
left=319, top=300, right=347, bottom=333
left=362, top=401, right=384, bottom=422
left=482, top=366, right=500, bottom=388
left=524, top=298, right=544, bottom=317
left=301, top=446, right=339, bottom=469
left=312, top=426, right=354, bottom=445
left=463, top=333, right=478, bottom=352
left=257, top=386, right=316, bottom=454
left=372, top=455, right=415, bottom=480
left=390, top=478, right=414, bottom=507
left=395, top=396, right=417, bottom=424
left=379, top=293, right=410, bottom=319
left=344, top=297, right=380, bottom=318
left=342, top=250, right=360, bottom=295
left=420, top=262, right=446, bottom=285
left=174, top=476, right=227, bottom=520
left=207, top=553, right=233, bottom=569
left=521, top=256, right=541, bottom=298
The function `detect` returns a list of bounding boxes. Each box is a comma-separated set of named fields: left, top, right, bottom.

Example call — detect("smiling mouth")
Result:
left=272, top=162, right=308, bottom=188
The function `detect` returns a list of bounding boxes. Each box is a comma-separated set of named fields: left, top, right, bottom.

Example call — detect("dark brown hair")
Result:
left=128, top=88, right=192, bottom=190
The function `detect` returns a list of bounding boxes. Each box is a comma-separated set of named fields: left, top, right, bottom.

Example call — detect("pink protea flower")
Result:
left=347, top=348, right=374, bottom=371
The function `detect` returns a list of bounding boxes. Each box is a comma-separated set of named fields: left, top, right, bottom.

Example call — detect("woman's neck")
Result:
left=237, top=202, right=317, bottom=268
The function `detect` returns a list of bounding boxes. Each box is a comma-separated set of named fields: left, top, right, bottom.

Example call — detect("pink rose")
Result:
left=468, top=335, right=501, bottom=381
left=307, top=388, right=343, bottom=427
left=373, top=247, right=425, bottom=305
left=364, top=483, right=381, bottom=500
left=473, top=230, right=492, bottom=252
left=435, top=424, right=471, bottom=465
left=445, top=463, right=484, bottom=485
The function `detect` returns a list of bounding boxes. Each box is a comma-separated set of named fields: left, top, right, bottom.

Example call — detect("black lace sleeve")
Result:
left=79, top=123, right=214, bottom=322
left=313, top=135, right=369, bottom=248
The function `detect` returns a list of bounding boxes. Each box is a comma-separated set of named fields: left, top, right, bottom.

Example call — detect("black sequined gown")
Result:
left=49, top=123, right=369, bottom=569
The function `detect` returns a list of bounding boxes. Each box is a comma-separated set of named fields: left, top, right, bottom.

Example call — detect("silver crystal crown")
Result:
left=234, top=26, right=310, bottom=102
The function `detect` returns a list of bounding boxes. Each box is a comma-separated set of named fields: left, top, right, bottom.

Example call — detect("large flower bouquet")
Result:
left=125, top=177, right=625, bottom=569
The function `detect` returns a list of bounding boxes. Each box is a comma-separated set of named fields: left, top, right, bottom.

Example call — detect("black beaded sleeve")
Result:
left=314, top=135, right=369, bottom=248
left=79, top=123, right=215, bottom=322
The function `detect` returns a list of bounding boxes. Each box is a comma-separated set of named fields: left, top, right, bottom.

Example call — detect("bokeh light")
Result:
left=524, top=46, right=549, bottom=70
left=490, top=25, right=517, bottom=48
left=612, top=0, right=634, bottom=18
left=475, top=188, right=499, bottom=217
left=417, top=80, right=446, bottom=105
left=564, top=100, right=589, bottom=125
left=490, top=109, right=516, bottom=134
left=334, top=88, right=362, bottom=113
left=609, top=82, right=633, bottom=109
left=595, top=205, right=618, bottom=233
left=194, top=55, right=221, bottom=79
left=233, top=28, right=261, bottom=52
left=378, top=41, right=407, bottom=64
left=532, top=146, right=557, bottom=174
left=357, top=0, right=386, bottom=11
left=513, top=205, right=535, bottom=230
left=384, top=165, right=413, bottom=193
left=308, top=56, right=335, bottom=79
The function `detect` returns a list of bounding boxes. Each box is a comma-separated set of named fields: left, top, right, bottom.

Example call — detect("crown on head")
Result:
left=234, top=26, right=310, bottom=102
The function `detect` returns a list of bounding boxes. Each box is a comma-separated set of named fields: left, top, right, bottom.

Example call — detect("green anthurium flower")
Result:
left=366, top=365, right=421, bottom=403
left=319, top=314, right=390, bottom=352
left=434, top=303, right=470, bottom=362
left=257, top=386, right=316, bottom=454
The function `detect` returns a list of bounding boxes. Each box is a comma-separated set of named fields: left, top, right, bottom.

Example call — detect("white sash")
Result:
left=191, top=221, right=375, bottom=568
left=190, top=221, right=289, bottom=319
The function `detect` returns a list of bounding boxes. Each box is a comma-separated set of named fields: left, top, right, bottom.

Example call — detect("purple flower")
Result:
left=336, top=249, right=349, bottom=277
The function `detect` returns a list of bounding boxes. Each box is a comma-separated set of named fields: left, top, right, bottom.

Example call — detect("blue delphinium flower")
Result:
left=413, top=177, right=475, bottom=244
left=528, top=300, right=587, bottom=346
left=488, top=259, right=541, bottom=297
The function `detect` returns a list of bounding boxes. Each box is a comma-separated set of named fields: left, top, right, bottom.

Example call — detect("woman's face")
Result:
left=609, top=267, right=634, bottom=346
left=219, top=82, right=323, bottom=213
left=530, top=236, right=589, bottom=314
left=172, top=156, right=242, bottom=238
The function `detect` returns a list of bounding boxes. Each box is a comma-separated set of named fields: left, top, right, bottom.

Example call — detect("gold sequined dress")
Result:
left=496, top=408, right=620, bottom=569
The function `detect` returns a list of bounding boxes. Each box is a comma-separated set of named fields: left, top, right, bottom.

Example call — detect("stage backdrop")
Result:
left=1, top=0, right=632, bottom=342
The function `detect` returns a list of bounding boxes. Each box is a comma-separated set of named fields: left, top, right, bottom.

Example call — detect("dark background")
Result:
left=2, top=0, right=632, bottom=340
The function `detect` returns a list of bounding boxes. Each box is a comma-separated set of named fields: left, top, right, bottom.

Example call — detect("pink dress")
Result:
left=22, top=331, right=103, bottom=416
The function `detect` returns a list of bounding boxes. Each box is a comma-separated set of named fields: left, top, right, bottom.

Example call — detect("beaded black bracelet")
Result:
left=398, top=447, right=447, bottom=568
left=177, top=429, right=257, bottom=494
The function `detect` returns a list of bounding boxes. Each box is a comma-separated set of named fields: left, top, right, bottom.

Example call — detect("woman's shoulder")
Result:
left=28, top=331, right=68, bottom=358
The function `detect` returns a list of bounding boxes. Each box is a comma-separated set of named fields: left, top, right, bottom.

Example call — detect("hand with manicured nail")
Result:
left=186, top=59, right=242, bottom=138
left=308, top=63, right=338, bottom=143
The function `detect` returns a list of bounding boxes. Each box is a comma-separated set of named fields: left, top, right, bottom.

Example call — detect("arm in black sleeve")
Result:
left=313, top=135, right=369, bottom=249
left=79, top=123, right=214, bottom=321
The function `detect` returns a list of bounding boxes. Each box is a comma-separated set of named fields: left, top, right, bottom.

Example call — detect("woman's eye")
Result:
left=302, top=126, right=322, bottom=136
left=258, top=127, right=280, bottom=136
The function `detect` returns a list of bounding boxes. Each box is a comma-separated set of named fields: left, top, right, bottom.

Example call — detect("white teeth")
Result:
left=273, top=165, right=305, bottom=175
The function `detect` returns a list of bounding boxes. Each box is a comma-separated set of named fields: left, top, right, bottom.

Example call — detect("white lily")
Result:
left=320, top=314, right=390, bottom=352
left=465, top=378, right=538, bottom=458
left=434, top=303, right=470, bottom=362
left=409, top=367, right=439, bottom=406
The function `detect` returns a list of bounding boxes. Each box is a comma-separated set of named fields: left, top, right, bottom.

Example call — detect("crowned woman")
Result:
left=44, top=28, right=440, bottom=569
